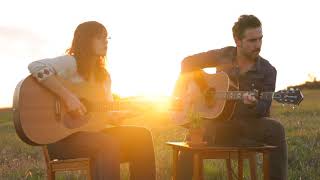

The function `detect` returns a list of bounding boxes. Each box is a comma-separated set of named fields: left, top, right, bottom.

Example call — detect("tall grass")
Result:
left=0, top=90, right=319, bottom=180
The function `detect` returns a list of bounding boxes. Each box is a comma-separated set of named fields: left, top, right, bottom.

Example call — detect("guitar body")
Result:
left=13, top=75, right=113, bottom=146
left=172, top=71, right=303, bottom=126
left=172, top=72, right=238, bottom=125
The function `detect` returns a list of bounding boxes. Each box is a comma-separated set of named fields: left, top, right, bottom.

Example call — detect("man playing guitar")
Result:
left=174, top=15, right=287, bottom=180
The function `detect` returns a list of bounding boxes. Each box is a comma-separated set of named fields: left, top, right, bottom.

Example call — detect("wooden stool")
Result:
left=42, top=146, right=92, bottom=180
left=202, top=150, right=257, bottom=180
left=166, top=142, right=276, bottom=180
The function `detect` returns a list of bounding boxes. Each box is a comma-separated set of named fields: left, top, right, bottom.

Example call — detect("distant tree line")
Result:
left=289, top=78, right=320, bottom=89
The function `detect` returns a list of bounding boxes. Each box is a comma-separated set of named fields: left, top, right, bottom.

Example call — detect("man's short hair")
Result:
left=232, top=15, right=262, bottom=40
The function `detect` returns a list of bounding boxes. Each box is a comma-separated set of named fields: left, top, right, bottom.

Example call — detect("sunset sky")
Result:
left=0, top=0, right=319, bottom=107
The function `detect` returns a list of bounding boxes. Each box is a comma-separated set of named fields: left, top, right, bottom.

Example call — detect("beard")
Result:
left=243, top=49, right=260, bottom=60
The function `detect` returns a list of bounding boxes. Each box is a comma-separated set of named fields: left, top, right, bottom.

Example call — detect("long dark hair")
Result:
left=66, top=21, right=109, bottom=83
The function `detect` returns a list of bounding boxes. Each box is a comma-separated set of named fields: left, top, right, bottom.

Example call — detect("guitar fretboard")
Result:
left=212, top=91, right=275, bottom=100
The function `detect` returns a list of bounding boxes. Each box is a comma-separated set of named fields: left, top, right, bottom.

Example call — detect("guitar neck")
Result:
left=215, top=91, right=275, bottom=101
left=84, top=101, right=128, bottom=112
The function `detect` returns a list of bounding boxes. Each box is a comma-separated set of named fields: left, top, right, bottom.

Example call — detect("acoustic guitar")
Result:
left=13, top=75, right=146, bottom=146
left=171, top=72, right=304, bottom=125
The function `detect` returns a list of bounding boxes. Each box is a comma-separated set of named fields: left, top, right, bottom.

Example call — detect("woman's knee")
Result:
left=93, top=133, right=120, bottom=152
left=129, top=126, right=153, bottom=140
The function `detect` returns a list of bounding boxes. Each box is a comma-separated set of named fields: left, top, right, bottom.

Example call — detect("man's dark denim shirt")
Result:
left=181, top=46, right=277, bottom=120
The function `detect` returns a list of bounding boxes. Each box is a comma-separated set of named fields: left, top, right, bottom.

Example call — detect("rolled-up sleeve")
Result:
left=181, top=50, right=218, bottom=73
left=28, top=60, right=56, bottom=81
left=181, top=46, right=236, bottom=73
left=28, top=55, right=76, bottom=82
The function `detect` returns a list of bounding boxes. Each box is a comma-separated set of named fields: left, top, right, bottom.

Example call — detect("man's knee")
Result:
left=262, top=117, right=286, bottom=139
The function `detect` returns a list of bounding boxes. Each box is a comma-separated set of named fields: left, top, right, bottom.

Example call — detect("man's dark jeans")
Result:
left=177, top=118, right=288, bottom=180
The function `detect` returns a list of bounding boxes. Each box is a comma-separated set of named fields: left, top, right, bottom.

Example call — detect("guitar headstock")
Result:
left=273, top=88, right=304, bottom=105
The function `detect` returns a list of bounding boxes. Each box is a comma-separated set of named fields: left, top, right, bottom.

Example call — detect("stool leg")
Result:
left=249, top=154, right=257, bottom=180
left=263, top=151, right=270, bottom=180
left=47, top=171, right=55, bottom=180
left=238, top=152, right=244, bottom=180
left=193, top=153, right=201, bottom=180
left=199, top=156, right=204, bottom=180
left=87, top=166, right=92, bottom=180
left=226, top=159, right=233, bottom=180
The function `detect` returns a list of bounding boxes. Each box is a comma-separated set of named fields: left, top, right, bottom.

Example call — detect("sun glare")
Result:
left=203, top=68, right=217, bottom=74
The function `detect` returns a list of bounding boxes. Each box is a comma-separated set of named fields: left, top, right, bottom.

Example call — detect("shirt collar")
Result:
left=248, top=56, right=261, bottom=72
left=231, top=47, right=261, bottom=72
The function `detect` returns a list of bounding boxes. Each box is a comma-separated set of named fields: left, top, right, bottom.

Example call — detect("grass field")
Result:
left=1, top=90, right=319, bottom=180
